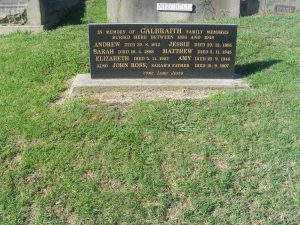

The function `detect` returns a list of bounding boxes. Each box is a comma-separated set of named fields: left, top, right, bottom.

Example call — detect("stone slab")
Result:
left=70, top=74, right=249, bottom=96
left=107, top=0, right=239, bottom=23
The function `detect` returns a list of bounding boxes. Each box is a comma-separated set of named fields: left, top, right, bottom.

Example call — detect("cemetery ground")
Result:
left=0, top=1, right=300, bottom=224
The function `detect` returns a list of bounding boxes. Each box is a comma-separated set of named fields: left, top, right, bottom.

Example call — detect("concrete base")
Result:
left=71, top=74, right=249, bottom=96
left=0, top=25, right=44, bottom=35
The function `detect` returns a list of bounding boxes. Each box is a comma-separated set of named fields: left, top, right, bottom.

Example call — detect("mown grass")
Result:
left=0, top=0, right=299, bottom=224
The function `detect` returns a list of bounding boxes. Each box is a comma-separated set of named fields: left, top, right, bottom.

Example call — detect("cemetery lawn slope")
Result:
left=0, top=2, right=299, bottom=224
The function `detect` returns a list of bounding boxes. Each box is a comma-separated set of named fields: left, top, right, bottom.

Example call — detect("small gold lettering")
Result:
left=112, top=63, right=129, bottom=68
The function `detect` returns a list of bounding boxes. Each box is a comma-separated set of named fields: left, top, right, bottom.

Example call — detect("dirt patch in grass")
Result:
left=100, top=179, right=122, bottom=192
left=60, top=86, right=237, bottom=103
left=40, top=187, right=52, bottom=197
left=75, top=140, right=97, bottom=149
left=51, top=204, right=84, bottom=225
left=27, top=201, right=39, bottom=225
left=190, top=153, right=205, bottom=162
left=83, top=171, right=96, bottom=181
left=52, top=77, right=75, bottom=105
left=89, top=89, right=223, bottom=103
left=12, top=135, right=28, bottom=150
left=214, top=158, right=229, bottom=172
left=9, top=153, right=23, bottom=169
left=167, top=194, right=192, bottom=222
left=24, top=168, right=46, bottom=188
left=2, top=152, right=23, bottom=174
left=143, top=200, right=162, bottom=208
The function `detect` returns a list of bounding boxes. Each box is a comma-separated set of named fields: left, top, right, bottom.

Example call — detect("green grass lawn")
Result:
left=0, top=0, right=300, bottom=224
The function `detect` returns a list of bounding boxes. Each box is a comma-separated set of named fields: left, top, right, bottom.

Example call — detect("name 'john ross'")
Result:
left=112, top=62, right=147, bottom=68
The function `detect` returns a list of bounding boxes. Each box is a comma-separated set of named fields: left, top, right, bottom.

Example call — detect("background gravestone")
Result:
left=259, top=0, right=300, bottom=14
left=241, top=0, right=300, bottom=16
left=107, top=0, right=300, bottom=23
left=0, top=0, right=29, bottom=25
left=107, top=0, right=240, bottom=23
left=0, top=0, right=80, bottom=35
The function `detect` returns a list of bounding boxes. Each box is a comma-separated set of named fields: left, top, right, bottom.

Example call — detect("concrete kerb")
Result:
left=0, top=25, right=44, bottom=35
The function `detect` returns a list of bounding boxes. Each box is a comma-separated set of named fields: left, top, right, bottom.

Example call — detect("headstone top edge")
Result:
left=88, top=23, right=238, bottom=27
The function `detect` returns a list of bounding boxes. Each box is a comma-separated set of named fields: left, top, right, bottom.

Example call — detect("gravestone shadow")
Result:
left=236, top=60, right=282, bottom=78
left=55, top=0, right=86, bottom=28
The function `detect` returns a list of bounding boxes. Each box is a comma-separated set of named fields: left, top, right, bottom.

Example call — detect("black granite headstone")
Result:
left=89, top=24, right=237, bottom=79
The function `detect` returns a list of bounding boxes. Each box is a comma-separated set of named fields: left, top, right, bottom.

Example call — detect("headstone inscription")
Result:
left=89, top=24, right=237, bottom=79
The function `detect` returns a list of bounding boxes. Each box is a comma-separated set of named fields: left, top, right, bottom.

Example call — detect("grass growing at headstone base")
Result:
left=0, top=4, right=300, bottom=224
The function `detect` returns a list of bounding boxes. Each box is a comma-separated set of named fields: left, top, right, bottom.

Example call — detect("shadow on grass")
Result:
left=236, top=60, right=282, bottom=78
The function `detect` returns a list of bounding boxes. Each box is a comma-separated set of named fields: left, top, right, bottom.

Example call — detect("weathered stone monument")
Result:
left=107, top=0, right=300, bottom=23
left=259, top=0, right=300, bottom=13
left=107, top=0, right=240, bottom=23
left=0, top=0, right=80, bottom=35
